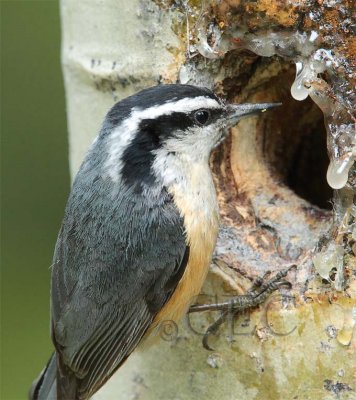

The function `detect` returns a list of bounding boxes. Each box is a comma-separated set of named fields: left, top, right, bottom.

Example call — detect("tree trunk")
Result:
left=60, top=0, right=355, bottom=399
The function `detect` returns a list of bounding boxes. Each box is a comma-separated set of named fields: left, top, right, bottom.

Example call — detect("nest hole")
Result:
left=259, top=66, right=333, bottom=210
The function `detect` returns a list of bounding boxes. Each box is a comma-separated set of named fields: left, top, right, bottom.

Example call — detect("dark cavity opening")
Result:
left=261, top=66, right=333, bottom=210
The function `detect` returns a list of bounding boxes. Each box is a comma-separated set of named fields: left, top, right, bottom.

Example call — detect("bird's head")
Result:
left=92, top=84, right=279, bottom=192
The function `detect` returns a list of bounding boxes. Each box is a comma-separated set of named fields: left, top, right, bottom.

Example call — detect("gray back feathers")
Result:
left=48, top=136, right=188, bottom=398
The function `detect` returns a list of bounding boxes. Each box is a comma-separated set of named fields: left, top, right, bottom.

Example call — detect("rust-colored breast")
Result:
left=153, top=163, right=219, bottom=327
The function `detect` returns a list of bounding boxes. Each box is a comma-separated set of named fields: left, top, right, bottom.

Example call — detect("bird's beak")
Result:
left=224, top=102, right=282, bottom=127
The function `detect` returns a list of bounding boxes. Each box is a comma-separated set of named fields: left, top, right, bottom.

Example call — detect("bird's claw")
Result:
left=190, top=265, right=295, bottom=350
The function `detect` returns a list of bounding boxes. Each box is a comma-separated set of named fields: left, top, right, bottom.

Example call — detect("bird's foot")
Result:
left=188, top=265, right=295, bottom=350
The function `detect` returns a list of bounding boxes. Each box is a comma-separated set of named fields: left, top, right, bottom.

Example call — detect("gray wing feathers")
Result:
left=81, top=306, right=151, bottom=397
left=51, top=172, right=187, bottom=399
left=29, top=353, right=57, bottom=400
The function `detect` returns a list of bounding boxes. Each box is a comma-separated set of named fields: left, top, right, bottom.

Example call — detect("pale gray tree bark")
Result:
left=61, top=1, right=355, bottom=399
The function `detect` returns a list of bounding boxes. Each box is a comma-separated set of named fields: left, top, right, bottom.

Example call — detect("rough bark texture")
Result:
left=60, top=0, right=355, bottom=399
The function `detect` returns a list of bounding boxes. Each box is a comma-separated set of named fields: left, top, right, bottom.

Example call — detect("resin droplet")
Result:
left=326, top=156, right=353, bottom=189
left=337, top=328, right=353, bottom=346
left=247, top=37, right=275, bottom=57
left=179, top=65, right=190, bottom=84
left=196, top=23, right=221, bottom=60
left=313, top=244, right=344, bottom=281
left=206, top=353, right=224, bottom=368
left=291, top=62, right=310, bottom=101
left=309, top=30, right=318, bottom=42
left=336, top=308, right=355, bottom=346
left=196, top=33, right=219, bottom=59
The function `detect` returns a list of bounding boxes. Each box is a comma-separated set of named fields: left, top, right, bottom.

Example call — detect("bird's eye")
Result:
left=194, top=109, right=210, bottom=125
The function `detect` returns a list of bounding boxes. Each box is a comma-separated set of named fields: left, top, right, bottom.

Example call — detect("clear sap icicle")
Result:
left=309, top=83, right=355, bottom=190
left=327, top=155, right=354, bottom=189
left=291, top=61, right=310, bottom=101
left=291, top=53, right=328, bottom=101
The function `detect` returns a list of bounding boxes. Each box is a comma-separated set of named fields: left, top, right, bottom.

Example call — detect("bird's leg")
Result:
left=199, top=272, right=271, bottom=350
left=189, top=265, right=295, bottom=350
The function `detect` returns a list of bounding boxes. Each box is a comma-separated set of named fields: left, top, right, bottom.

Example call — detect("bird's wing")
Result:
left=51, top=186, right=188, bottom=399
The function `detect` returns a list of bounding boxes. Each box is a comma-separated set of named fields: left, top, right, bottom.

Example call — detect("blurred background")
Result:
left=1, top=1, right=70, bottom=398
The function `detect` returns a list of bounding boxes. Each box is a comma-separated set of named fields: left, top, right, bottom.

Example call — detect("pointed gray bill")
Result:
left=224, top=102, right=282, bottom=127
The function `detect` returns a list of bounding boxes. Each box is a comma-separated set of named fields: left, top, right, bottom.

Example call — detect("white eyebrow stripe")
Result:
left=104, top=96, right=221, bottom=182
left=130, top=96, right=220, bottom=122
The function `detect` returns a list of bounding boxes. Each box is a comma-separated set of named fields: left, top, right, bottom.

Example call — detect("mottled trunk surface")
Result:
left=61, top=1, right=355, bottom=399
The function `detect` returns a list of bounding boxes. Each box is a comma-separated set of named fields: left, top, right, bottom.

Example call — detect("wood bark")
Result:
left=60, top=1, right=355, bottom=399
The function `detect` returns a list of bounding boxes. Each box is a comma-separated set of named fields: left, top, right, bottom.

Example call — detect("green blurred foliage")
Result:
left=1, top=1, right=70, bottom=398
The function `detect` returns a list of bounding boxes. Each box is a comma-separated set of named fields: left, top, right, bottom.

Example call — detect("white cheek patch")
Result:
left=163, top=124, right=222, bottom=159
left=151, top=123, right=222, bottom=190
left=104, top=96, right=221, bottom=182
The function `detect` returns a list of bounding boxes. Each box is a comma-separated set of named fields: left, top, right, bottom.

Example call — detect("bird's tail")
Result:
left=29, top=353, right=57, bottom=400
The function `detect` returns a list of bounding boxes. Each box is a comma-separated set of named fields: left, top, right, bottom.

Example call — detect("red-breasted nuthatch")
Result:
left=30, top=84, right=279, bottom=400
